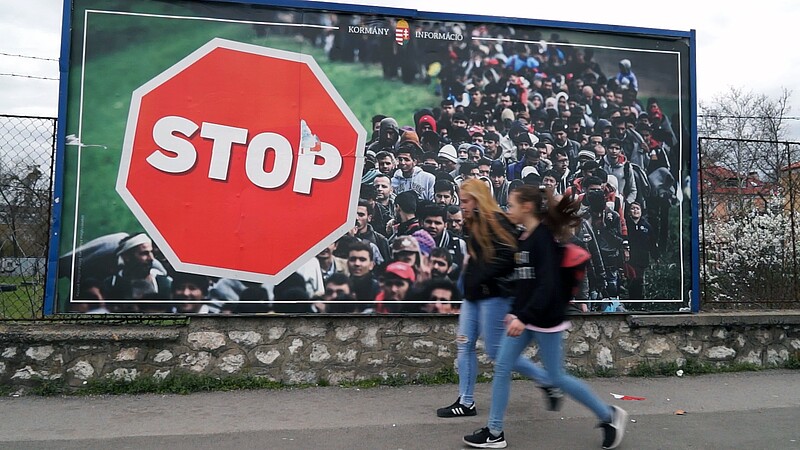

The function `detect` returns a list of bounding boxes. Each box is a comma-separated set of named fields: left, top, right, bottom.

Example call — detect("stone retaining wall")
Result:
left=1, top=312, right=799, bottom=392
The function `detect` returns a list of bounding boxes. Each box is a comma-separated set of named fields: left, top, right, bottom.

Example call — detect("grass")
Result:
left=785, top=353, right=800, bottom=369
left=16, top=367, right=469, bottom=397
left=627, top=356, right=800, bottom=377
left=338, top=366, right=466, bottom=389
left=0, top=384, right=14, bottom=397
left=564, top=366, right=619, bottom=378
left=0, top=276, right=44, bottom=320
left=79, top=372, right=287, bottom=396
left=15, top=356, right=798, bottom=397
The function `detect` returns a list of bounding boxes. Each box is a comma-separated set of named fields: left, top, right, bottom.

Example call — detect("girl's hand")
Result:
left=507, top=318, right=525, bottom=337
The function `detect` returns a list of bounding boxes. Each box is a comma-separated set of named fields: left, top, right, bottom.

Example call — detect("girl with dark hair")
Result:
left=437, top=179, right=558, bottom=419
left=463, top=185, right=628, bottom=449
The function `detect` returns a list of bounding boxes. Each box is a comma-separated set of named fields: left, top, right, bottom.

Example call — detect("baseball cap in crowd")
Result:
left=522, top=172, right=543, bottom=186
left=551, top=119, right=568, bottom=134
left=384, top=261, right=416, bottom=283
left=520, top=166, right=539, bottom=179
left=490, top=160, right=506, bottom=177
left=537, top=133, right=554, bottom=145
left=412, top=230, right=436, bottom=257
left=392, top=235, right=422, bottom=265
left=437, top=144, right=458, bottom=163
left=392, top=235, right=421, bottom=254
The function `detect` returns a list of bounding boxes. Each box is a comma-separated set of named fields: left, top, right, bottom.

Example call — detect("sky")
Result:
left=2, top=0, right=800, bottom=139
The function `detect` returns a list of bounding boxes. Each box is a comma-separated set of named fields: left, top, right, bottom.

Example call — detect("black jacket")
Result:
left=437, top=230, right=466, bottom=282
left=627, top=216, right=655, bottom=267
left=463, top=213, right=517, bottom=301
left=511, top=224, right=569, bottom=328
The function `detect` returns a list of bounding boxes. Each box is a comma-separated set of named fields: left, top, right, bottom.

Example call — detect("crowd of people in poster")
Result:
left=63, top=14, right=683, bottom=315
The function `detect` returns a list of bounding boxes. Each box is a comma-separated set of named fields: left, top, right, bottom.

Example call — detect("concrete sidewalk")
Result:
left=0, top=370, right=798, bottom=449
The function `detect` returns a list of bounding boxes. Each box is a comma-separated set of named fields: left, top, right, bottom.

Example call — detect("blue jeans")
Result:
left=456, top=297, right=550, bottom=406
left=488, top=329, right=613, bottom=435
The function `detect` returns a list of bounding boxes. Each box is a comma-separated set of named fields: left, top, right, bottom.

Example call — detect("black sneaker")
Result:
left=463, top=427, right=507, bottom=449
left=539, top=386, right=564, bottom=411
left=437, top=397, right=477, bottom=418
left=600, top=405, right=629, bottom=449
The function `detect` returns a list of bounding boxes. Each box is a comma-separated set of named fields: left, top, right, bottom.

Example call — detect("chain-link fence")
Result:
left=0, top=115, right=54, bottom=319
left=699, top=136, right=800, bottom=310
left=5, top=117, right=800, bottom=318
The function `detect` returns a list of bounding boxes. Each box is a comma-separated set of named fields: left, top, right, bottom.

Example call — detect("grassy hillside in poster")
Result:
left=61, top=10, right=439, bottom=252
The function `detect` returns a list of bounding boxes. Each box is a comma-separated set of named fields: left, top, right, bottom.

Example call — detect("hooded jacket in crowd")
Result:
left=367, top=117, right=400, bottom=154
left=601, top=154, right=637, bottom=206
left=391, top=165, right=436, bottom=201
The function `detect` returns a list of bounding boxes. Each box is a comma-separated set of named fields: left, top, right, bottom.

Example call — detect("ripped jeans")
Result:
left=487, top=329, right=613, bottom=435
left=456, top=297, right=551, bottom=406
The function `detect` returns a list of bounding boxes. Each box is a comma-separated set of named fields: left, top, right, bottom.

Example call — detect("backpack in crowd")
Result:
left=561, top=242, right=591, bottom=298
left=625, top=162, right=651, bottom=208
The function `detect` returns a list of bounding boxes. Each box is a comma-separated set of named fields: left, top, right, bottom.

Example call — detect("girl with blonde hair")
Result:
left=437, top=179, right=560, bottom=419
left=463, top=185, right=627, bottom=449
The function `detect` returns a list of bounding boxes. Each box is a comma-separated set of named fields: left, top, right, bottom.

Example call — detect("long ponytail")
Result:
left=511, top=184, right=581, bottom=241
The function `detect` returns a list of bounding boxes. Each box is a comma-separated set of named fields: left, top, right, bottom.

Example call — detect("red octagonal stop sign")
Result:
left=118, top=38, right=366, bottom=284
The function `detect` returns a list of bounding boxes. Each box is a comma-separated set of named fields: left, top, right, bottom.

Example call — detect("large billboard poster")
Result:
left=49, top=0, right=695, bottom=315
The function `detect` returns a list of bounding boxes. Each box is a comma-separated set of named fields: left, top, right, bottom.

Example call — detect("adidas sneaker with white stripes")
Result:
left=436, top=397, right=477, bottom=418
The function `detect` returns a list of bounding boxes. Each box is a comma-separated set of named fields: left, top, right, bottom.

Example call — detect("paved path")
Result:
left=1, top=370, right=798, bottom=449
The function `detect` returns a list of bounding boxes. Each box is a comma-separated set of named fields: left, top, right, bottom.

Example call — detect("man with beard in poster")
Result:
left=102, top=233, right=171, bottom=305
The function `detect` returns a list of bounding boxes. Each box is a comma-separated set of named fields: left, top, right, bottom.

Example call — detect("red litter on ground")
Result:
left=610, top=393, right=647, bottom=401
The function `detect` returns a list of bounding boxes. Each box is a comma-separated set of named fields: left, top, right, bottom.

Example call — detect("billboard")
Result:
left=47, top=0, right=696, bottom=315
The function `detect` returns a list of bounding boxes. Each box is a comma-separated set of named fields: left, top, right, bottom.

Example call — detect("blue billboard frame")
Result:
left=47, top=0, right=698, bottom=315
